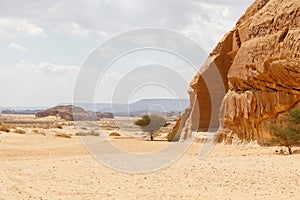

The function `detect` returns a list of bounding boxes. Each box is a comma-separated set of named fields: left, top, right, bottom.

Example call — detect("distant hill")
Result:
left=0, top=99, right=189, bottom=116
left=69, top=99, right=190, bottom=116
left=0, top=107, right=48, bottom=115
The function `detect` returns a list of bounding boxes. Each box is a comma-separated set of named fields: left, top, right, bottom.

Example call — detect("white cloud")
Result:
left=15, top=59, right=80, bottom=76
left=71, top=22, right=106, bottom=38
left=0, top=0, right=253, bottom=43
left=0, top=18, right=47, bottom=37
left=0, top=60, right=80, bottom=106
left=0, top=0, right=255, bottom=106
left=9, top=42, right=29, bottom=52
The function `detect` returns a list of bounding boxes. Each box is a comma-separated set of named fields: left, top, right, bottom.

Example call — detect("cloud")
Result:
left=15, top=59, right=80, bottom=76
left=0, top=60, right=80, bottom=106
left=9, top=42, right=29, bottom=52
left=0, top=0, right=253, bottom=44
left=0, top=0, right=255, bottom=106
left=0, top=18, right=47, bottom=37
left=71, top=22, right=107, bottom=38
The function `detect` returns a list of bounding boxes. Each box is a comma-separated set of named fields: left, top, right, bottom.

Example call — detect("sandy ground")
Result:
left=0, top=132, right=300, bottom=200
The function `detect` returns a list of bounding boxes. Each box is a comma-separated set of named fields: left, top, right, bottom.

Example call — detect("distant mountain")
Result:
left=69, top=99, right=190, bottom=116
left=0, top=99, right=189, bottom=116
left=0, top=106, right=48, bottom=114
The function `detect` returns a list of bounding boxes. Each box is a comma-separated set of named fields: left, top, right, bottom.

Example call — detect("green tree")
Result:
left=270, top=109, right=300, bottom=154
left=134, top=115, right=167, bottom=141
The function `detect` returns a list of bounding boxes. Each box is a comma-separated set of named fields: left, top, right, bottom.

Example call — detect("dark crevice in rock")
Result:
left=292, top=88, right=300, bottom=92
left=278, top=28, right=289, bottom=43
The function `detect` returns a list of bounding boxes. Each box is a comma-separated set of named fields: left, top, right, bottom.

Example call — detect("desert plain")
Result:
left=0, top=114, right=299, bottom=200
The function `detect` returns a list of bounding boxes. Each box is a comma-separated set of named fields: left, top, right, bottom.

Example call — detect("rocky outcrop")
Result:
left=36, top=105, right=114, bottom=121
left=95, top=112, right=114, bottom=119
left=36, top=105, right=93, bottom=121
left=175, top=0, right=300, bottom=144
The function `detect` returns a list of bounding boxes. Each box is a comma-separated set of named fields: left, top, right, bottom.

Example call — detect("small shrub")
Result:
left=39, top=130, right=46, bottom=136
left=167, top=129, right=181, bottom=142
left=75, top=132, right=84, bottom=136
left=9, top=124, right=16, bottom=129
left=14, top=129, right=26, bottom=134
left=42, top=124, right=51, bottom=129
left=55, top=133, right=71, bottom=139
left=0, top=124, right=10, bottom=132
left=109, top=132, right=121, bottom=137
left=270, top=108, right=300, bottom=154
left=32, top=129, right=46, bottom=136
left=88, top=130, right=100, bottom=136
left=75, top=130, right=99, bottom=136
left=53, top=124, right=63, bottom=129
left=164, top=121, right=171, bottom=127
left=134, top=115, right=166, bottom=141
left=167, top=118, right=182, bottom=142
left=32, top=129, right=39, bottom=134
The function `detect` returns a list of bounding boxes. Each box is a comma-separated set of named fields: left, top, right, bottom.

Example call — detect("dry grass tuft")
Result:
left=52, top=124, right=63, bottom=129
left=32, top=129, right=46, bottom=136
left=75, top=130, right=100, bottom=136
left=55, top=133, right=71, bottom=139
left=32, top=129, right=39, bottom=134
left=0, top=123, right=10, bottom=132
left=14, top=129, right=26, bottom=134
left=109, top=132, right=121, bottom=136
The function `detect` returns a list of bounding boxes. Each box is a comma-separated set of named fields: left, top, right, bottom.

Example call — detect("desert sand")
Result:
left=1, top=117, right=300, bottom=200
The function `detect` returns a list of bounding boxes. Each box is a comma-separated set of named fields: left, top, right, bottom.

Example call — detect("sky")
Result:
left=0, top=0, right=254, bottom=107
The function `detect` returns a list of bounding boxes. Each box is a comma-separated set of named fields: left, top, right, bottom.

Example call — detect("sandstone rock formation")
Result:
left=36, top=105, right=93, bottom=121
left=96, top=112, right=114, bottom=119
left=174, top=0, right=300, bottom=144
left=36, top=105, right=114, bottom=121
left=35, top=105, right=114, bottom=121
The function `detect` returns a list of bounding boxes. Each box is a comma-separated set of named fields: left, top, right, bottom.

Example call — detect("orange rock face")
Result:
left=178, top=0, right=300, bottom=143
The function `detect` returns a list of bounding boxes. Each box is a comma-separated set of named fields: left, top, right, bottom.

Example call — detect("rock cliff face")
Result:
left=176, top=0, right=300, bottom=144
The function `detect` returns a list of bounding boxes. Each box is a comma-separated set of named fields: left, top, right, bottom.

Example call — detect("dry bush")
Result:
left=76, top=130, right=100, bottom=136
left=42, top=124, right=51, bottom=129
left=109, top=132, right=121, bottom=136
left=0, top=124, right=10, bottom=132
left=53, top=124, right=63, bottom=129
left=38, top=130, right=46, bottom=136
left=75, top=132, right=87, bottom=136
left=55, top=133, right=71, bottom=139
left=14, top=129, right=26, bottom=134
left=32, top=129, right=46, bottom=136
left=270, top=108, right=300, bottom=154
left=6, top=124, right=16, bottom=129
left=32, top=129, right=39, bottom=134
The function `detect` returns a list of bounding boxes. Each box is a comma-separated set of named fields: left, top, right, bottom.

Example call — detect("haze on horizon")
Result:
left=0, top=0, right=254, bottom=107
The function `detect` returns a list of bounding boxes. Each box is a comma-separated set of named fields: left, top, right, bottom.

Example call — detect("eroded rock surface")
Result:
left=176, top=0, right=300, bottom=144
